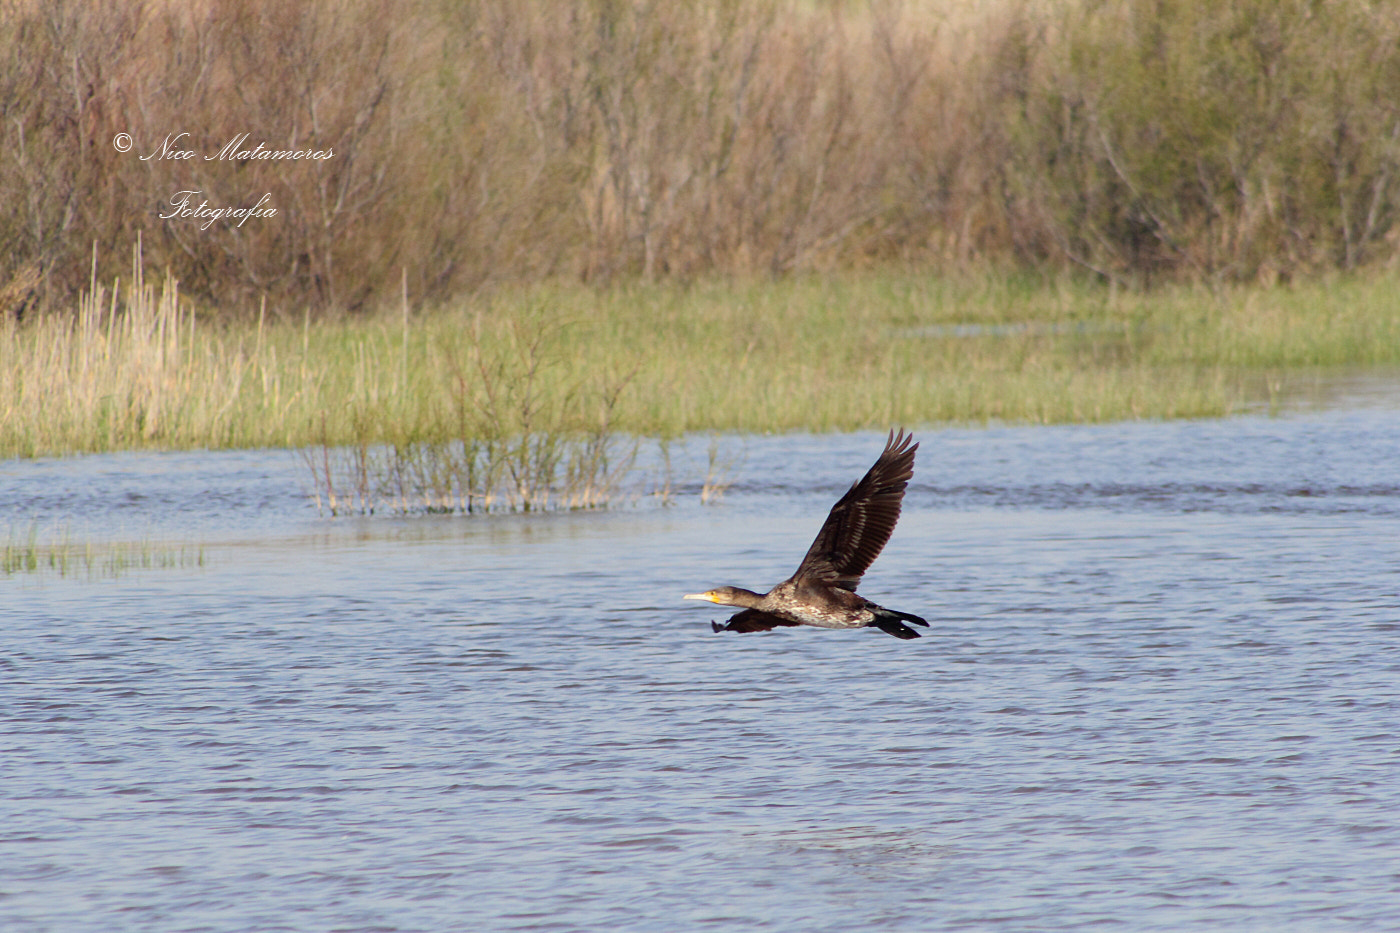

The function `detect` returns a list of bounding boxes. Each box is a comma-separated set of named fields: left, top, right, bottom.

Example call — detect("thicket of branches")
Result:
left=2, top=0, right=1398, bottom=316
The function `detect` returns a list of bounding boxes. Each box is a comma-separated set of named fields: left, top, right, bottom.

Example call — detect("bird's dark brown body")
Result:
left=684, top=429, right=927, bottom=640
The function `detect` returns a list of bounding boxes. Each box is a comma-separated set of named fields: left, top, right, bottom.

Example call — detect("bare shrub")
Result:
left=2, top=0, right=1399, bottom=313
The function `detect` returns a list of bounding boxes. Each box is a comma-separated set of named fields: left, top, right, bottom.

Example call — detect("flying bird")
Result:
left=684, top=429, right=927, bottom=640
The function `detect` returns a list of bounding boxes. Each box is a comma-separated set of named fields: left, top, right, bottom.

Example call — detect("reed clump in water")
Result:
left=303, top=315, right=639, bottom=515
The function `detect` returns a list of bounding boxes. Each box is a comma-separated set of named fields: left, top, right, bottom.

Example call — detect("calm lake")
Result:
left=3, top=398, right=1399, bottom=931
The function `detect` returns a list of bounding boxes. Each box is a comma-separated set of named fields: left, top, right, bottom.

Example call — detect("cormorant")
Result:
left=684, top=429, right=928, bottom=640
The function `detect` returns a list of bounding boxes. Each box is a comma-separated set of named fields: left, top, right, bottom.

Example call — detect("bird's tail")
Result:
left=870, top=607, right=929, bottom=640
left=873, top=618, right=921, bottom=639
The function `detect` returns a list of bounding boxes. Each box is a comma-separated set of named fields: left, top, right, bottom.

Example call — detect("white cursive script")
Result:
left=140, top=132, right=198, bottom=161
left=160, top=190, right=277, bottom=230
left=208, top=133, right=334, bottom=162
left=136, top=132, right=333, bottom=162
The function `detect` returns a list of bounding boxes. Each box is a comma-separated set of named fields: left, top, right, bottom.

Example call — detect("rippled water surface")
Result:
left=3, top=407, right=1400, bottom=932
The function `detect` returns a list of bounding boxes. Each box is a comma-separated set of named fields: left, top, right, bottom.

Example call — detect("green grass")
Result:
left=4, top=263, right=1400, bottom=460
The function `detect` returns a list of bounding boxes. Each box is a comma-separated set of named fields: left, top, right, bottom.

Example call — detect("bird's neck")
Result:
left=728, top=588, right=767, bottom=609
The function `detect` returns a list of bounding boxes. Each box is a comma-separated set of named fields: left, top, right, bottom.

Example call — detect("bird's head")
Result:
left=683, top=586, right=749, bottom=607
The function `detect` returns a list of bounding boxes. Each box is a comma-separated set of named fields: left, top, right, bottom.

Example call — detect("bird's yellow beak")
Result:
left=683, top=592, right=717, bottom=603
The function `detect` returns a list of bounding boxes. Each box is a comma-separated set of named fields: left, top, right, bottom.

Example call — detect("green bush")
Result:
left=994, top=0, right=1400, bottom=283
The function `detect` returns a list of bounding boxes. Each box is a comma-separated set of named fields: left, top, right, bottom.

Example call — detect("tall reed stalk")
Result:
left=0, top=241, right=232, bottom=456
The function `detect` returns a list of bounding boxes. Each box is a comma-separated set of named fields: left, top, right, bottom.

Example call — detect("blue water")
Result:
left=3, top=408, right=1399, bottom=931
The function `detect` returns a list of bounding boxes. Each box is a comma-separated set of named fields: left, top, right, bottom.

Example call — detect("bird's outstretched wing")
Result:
left=712, top=609, right=802, bottom=633
left=791, top=429, right=918, bottom=592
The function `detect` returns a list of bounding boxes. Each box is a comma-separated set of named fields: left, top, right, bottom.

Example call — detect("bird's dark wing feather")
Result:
left=791, top=428, right=918, bottom=592
left=712, top=609, right=802, bottom=633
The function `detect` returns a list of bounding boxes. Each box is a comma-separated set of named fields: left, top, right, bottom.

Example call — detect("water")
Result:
left=3, top=406, right=1399, bottom=932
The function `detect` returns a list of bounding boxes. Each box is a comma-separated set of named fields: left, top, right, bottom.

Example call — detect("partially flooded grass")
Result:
left=2, top=525, right=205, bottom=579
left=4, top=256, right=1400, bottom=466
left=303, top=435, right=641, bottom=516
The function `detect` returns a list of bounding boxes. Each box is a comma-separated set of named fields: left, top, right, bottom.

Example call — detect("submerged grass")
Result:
left=4, top=256, right=1400, bottom=468
left=2, top=525, right=206, bottom=579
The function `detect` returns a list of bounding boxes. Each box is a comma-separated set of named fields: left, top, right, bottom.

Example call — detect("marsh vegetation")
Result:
left=4, top=247, right=1399, bottom=465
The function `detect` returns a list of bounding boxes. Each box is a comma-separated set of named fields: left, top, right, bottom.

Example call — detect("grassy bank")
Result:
left=4, top=258, right=1399, bottom=461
